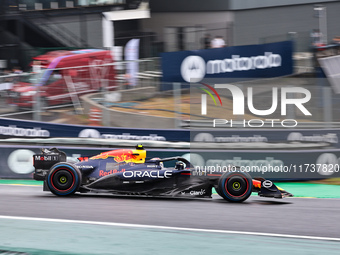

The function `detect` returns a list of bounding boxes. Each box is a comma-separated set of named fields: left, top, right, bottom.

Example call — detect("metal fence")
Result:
left=1, top=0, right=127, bottom=12
left=165, top=78, right=340, bottom=129
left=84, top=79, right=340, bottom=129
left=1, top=55, right=340, bottom=130
left=0, top=58, right=161, bottom=121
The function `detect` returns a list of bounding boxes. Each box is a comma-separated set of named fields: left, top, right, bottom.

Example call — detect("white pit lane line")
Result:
left=0, top=215, right=339, bottom=242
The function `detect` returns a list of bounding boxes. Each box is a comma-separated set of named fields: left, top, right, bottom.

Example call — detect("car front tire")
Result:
left=218, top=171, right=253, bottom=202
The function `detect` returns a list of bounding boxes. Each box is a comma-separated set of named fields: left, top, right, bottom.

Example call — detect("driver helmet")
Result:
left=175, top=161, right=185, bottom=170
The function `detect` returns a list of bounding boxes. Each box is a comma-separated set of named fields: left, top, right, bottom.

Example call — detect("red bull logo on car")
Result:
left=90, top=149, right=146, bottom=163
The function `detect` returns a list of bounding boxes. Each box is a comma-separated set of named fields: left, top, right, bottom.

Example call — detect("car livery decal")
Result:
left=90, top=149, right=146, bottom=163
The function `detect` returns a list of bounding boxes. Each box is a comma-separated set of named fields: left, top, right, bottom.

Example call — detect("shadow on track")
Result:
left=34, top=192, right=293, bottom=205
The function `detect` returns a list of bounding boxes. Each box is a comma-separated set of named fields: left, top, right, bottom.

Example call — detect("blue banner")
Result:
left=0, top=118, right=189, bottom=142
left=2, top=145, right=340, bottom=180
left=191, top=129, right=340, bottom=148
left=0, top=118, right=340, bottom=149
left=0, top=117, right=339, bottom=148
left=161, top=41, right=293, bottom=84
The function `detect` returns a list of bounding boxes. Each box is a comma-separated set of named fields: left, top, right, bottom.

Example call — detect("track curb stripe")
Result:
left=0, top=215, right=339, bottom=242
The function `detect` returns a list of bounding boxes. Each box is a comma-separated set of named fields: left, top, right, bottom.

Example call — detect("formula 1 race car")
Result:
left=33, top=145, right=293, bottom=202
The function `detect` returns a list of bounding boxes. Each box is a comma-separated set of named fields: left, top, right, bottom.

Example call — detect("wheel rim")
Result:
left=232, top=181, right=241, bottom=191
left=60, top=176, right=67, bottom=184
left=51, top=169, right=75, bottom=192
left=225, top=174, right=249, bottom=197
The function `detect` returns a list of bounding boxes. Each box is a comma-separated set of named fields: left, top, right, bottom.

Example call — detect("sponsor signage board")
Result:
left=0, top=118, right=189, bottom=142
left=191, top=129, right=340, bottom=148
left=161, top=41, right=293, bottom=86
left=0, top=118, right=339, bottom=147
left=2, top=145, right=340, bottom=180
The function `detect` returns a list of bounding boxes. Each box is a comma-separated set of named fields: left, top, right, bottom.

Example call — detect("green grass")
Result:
left=0, top=179, right=43, bottom=186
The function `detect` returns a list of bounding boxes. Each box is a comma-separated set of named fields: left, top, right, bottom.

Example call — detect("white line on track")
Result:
left=0, top=215, right=339, bottom=242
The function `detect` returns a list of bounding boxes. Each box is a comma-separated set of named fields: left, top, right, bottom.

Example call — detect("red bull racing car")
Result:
left=33, top=145, right=293, bottom=202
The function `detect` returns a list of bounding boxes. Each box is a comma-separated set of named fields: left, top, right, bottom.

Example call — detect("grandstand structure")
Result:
left=0, top=0, right=151, bottom=69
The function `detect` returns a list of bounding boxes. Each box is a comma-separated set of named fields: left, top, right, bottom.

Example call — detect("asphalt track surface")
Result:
left=1, top=184, right=340, bottom=237
left=1, top=184, right=340, bottom=254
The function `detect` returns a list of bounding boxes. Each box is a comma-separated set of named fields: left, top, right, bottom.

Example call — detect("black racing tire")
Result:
left=214, top=186, right=223, bottom=197
left=47, top=163, right=82, bottom=196
left=218, top=171, right=253, bottom=202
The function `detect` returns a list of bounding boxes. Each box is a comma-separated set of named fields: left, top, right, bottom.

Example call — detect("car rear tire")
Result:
left=218, top=171, right=252, bottom=202
left=47, top=163, right=82, bottom=196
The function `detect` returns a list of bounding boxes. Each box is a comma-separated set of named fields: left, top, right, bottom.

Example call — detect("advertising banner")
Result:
left=161, top=41, right=293, bottom=85
left=2, top=145, right=340, bottom=180
left=191, top=129, right=340, bottom=148
left=189, top=149, right=340, bottom=181
left=0, top=118, right=189, bottom=141
left=0, top=117, right=340, bottom=146
left=125, top=39, right=140, bottom=87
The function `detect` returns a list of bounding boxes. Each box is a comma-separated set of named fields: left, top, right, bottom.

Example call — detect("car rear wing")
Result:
left=33, top=148, right=66, bottom=169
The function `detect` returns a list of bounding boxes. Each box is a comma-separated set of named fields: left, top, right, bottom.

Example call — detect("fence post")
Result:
left=101, top=78, right=110, bottom=126
left=33, top=65, right=41, bottom=122
left=173, top=82, right=181, bottom=128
